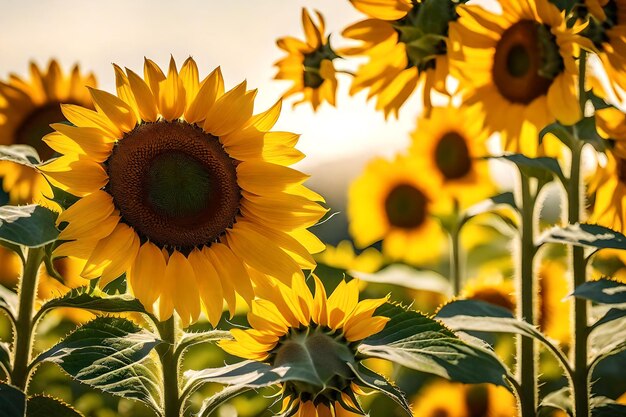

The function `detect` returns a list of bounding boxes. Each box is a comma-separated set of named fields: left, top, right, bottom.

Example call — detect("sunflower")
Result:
left=448, top=0, right=592, bottom=156
left=589, top=107, right=626, bottom=230
left=409, top=105, right=495, bottom=208
left=220, top=274, right=389, bottom=417
left=0, top=60, right=96, bottom=204
left=583, top=0, right=626, bottom=101
left=347, top=154, right=446, bottom=265
left=462, top=274, right=515, bottom=312
left=275, top=9, right=339, bottom=110
left=342, top=0, right=457, bottom=117
left=411, top=380, right=517, bottom=417
left=40, top=57, right=327, bottom=327
left=316, top=240, right=384, bottom=274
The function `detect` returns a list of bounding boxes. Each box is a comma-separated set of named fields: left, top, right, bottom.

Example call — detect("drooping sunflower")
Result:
left=40, top=57, right=327, bottom=327
left=588, top=107, right=626, bottom=230
left=0, top=60, right=96, bottom=204
left=411, top=380, right=517, bottom=417
left=448, top=0, right=592, bottom=156
left=342, top=0, right=458, bottom=117
left=219, top=274, right=390, bottom=417
left=347, top=154, right=446, bottom=265
left=275, top=8, right=339, bottom=110
left=409, top=105, right=495, bottom=208
left=583, top=0, right=626, bottom=101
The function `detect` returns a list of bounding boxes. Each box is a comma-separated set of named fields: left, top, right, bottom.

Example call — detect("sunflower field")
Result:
left=0, top=0, right=625, bottom=416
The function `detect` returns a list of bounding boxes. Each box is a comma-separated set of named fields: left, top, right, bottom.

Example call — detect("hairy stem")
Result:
left=156, top=316, right=181, bottom=417
left=570, top=133, right=589, bottom=417
left=449, top=210, right=463, bottom=296
left=518, top=173, right=537, bottom=417
left=12, top=246, right=45, bottom=390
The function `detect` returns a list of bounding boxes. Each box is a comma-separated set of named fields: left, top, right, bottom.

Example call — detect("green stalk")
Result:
left=449, top=202, right=463, bottom=296
left=518, top=173, right=538, bottom=417
left=568, top=49, right=589, bottom=417
left=156, top=316, right=181, bottom=417
left=12, top=246, right=45, bottom=390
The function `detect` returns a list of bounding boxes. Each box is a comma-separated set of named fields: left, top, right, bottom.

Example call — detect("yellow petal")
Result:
left=158, top=56, right=186, bottom=121
left=57, top=190, right=116, bottom=240
left=180, top=57, right=200, bottom=104
left=236, top=161, right=309, bottom=194
left=82, top=223, right=138, bottom=280
left=144, top=58, right=166, bottom=98
left=113, top=64, right=140, bottom=120
left=203, top=81, right=255, bottom=137
left=88, top=87, right=137, bottom=133
left=128, top=241, right=166, bottom=312
left=167, top=251, right=201, bottom=327
left=40, top=157, right=108, bottom=196
left=188, top=248, right=224, bottom=327
left=344, top=316, right=389, bottom=341
left=126, top=68, right=159, bottom=122
left=61, top=104, right=121, bottom=138
left=185, top=67, right=224, bottom=124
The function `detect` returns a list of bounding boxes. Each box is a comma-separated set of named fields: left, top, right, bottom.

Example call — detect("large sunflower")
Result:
left=348, top=154, right=445, bottom=265
left=589, top=107, right=626, bottom=230
left=342, top=0, right=457, bottom=117
left=409, top=105, right=495, bottom=208
left=40, top=57, right=326, bottom=327
left=0, top=60, right=96, bottom=204
left=448, top=0, right=592, bottom=156
left=220, top=274, right=389, bottom=417
left=275, top=8, right=339, bottom=110
left=584, top=0, right=626, bottom=101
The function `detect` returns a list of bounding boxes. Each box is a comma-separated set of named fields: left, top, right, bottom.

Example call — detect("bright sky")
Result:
left=0, top=0, right=419, bottom=179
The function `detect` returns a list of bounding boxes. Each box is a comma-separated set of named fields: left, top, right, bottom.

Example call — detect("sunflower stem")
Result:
left=570, top=57, right=590, bottom=415
left=449, top=201, right=463, bottom=296
left=156, top=316, right=181, bottom=417
left=518, top=173, right=538, bottom=417
left=12, top=246, right=45, bottom=390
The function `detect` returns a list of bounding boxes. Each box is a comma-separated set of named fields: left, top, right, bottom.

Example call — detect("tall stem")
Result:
left=449, top=215, right=463, bottom=296
left=156, top=316, right=181, bottom=417
left=569, top=135, right=589, bottom=417
left=12, top=246, right=45, bottom=390
left=518, top=173, right=537, bottom=417
left=569, top=49, right=589, bottom=417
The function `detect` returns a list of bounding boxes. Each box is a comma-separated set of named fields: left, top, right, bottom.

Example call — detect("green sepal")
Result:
left=45, top=183, right=80, bottom=211
left=538, top=387, right=571, bottom=416
left=0, top=205, right=59, bottom=248
left=359, top=302, right=509, bottom=387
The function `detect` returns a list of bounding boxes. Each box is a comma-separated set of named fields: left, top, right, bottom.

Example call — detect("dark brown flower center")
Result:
left=385, top=183, right=428, bottom=229
left=434, top=132, right=472, bottom=180
left=465, top=384, right=489, bottom=417
left=492, top=20, right=562, bottom=104
left=106, top=121, right=240, bottom=250
left=15, top=102, right=65, bottom=161
left=467, top=288, right=515, bottom=312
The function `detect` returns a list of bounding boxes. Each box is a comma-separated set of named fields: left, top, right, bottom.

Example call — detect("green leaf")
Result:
left=186, top=361, right=283, bottom=417
left=0, top=342, right=11, bottom=378
left=436, top=300, right=569, bottom=371
left=593, top=308, right=626, bottom=330
left=0, top=205, right=59, bottom=248
left=575, top=117, right=606, bottom=152
left=0, top=383, right=26, bottom=417
left=572, top=279, right=626, bottom=306
left=26, top=395, right=84, bottom=417
left=541, top=223, right=626, bottom=250
left=359, top=303, right=508, bottom=387
left=590, top=396, right=626, bottom=417
left=492, top=154, right=565, bottom=182
left=352, top=264, right=451, bottom=296
left=538, top=387, right=571, bottom=416
left=177, top=330, right=232, bottom=357
left=36, top=286, right=148, bottom=319
left=465, top=192, right=518, bottom=218
left=0, top=284, right=18, bottom=322
left=589, top=315, right=626, bottom=368
left=36, top=317, right=163, bottom=413
left=349, top=362, right=411, bottom=416
left=0, top=144, right=41, bottom=166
